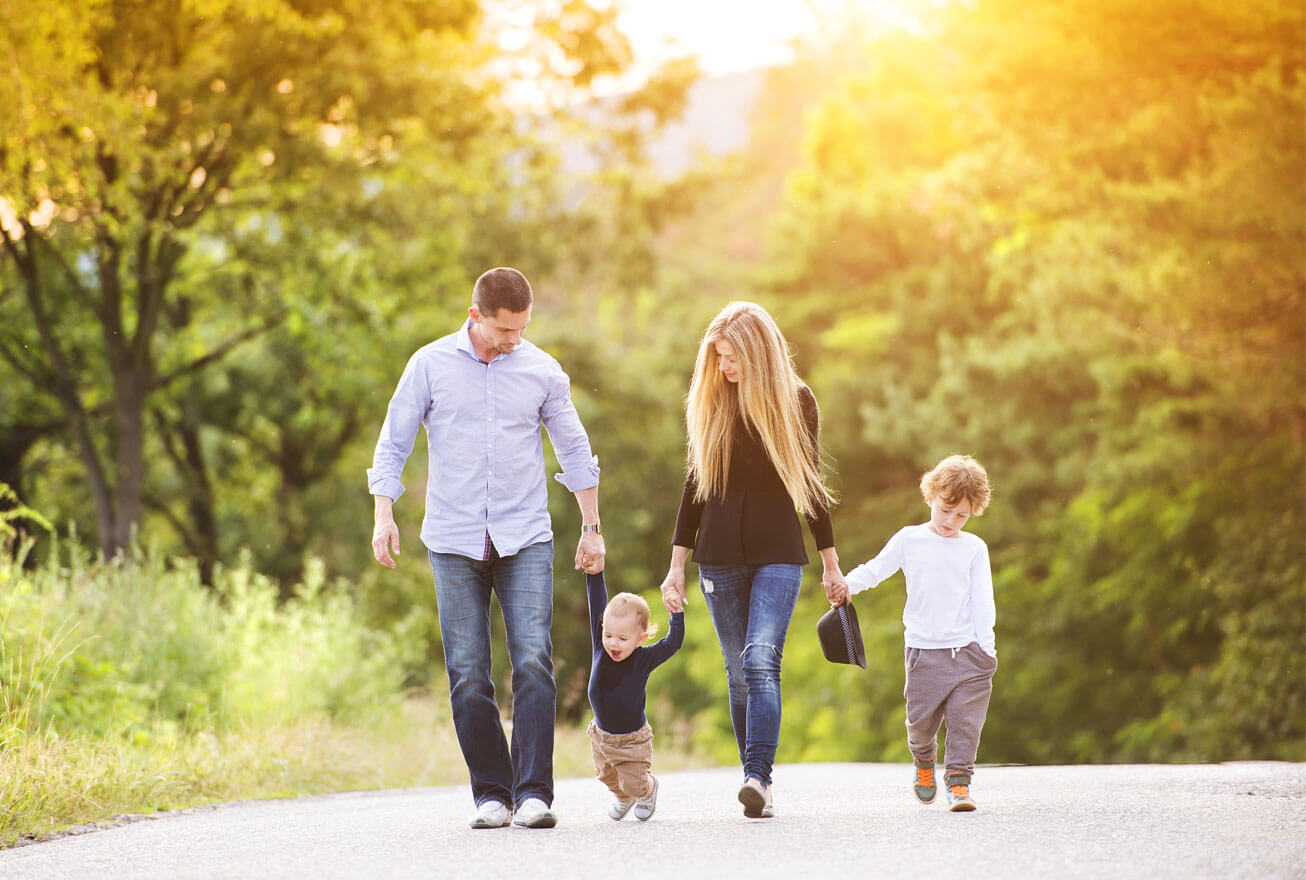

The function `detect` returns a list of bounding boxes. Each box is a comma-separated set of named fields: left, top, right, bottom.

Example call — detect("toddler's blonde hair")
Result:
left=604, top=592, right=658, bottom=640
left=920, top=454, right=991, bottom=515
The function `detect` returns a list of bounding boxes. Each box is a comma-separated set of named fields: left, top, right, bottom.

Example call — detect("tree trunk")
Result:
left=109, top=365, right=148, bottom=552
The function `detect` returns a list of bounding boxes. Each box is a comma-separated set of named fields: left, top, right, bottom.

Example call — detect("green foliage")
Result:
left=745, top=0, right=1305, bottom=764
left=0, top=484, right=52, bottom=546
left=0, top=539, right=414, bottom=744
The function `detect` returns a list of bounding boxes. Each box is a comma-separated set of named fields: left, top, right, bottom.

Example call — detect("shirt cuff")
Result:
left=366, top=471, right=406, bottom=502
left=554, top=455, right=601, bottom=492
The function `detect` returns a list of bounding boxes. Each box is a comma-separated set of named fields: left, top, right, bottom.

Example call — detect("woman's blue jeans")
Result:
left=698, top=563, right=803, bottom=787
left=429, top=540, right=555, bottom=809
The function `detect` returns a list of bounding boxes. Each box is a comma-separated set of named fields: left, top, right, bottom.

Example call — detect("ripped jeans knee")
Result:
left=741, top=641, right=782, bottom=687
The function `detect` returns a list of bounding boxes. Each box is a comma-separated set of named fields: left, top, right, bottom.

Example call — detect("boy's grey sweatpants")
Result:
left=904, top=642, right=997, bottom=782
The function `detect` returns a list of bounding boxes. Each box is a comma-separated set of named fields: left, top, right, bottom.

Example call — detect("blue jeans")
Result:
left=698, top=563, right=802, bottom=786
left=429, top=540, right=555, bottom=808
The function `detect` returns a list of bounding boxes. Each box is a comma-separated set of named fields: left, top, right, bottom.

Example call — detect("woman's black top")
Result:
left=671, top=384, right=834, bottom=565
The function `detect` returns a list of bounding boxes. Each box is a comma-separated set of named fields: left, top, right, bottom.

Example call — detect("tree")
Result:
left=0, top=0, right=634, bottom=560
left=738, top=0, right=1304, bottom=761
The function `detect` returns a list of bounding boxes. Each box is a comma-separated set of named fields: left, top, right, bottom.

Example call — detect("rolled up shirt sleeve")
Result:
left=542, top=367, right=601, bottom=492
left=366, top=352, right=431, bottom=502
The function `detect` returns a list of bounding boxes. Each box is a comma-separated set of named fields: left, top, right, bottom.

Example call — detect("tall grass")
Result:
left=0, top=538, right=431, bottom=846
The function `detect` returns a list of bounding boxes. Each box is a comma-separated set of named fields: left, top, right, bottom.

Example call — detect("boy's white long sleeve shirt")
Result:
left=845, top=524, right=996, bottom=657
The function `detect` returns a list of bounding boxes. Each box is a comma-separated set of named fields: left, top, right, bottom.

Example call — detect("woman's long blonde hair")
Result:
left=685, top=302, right=833, bottom=518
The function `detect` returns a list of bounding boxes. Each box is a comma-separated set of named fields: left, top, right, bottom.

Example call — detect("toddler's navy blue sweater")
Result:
left=586, top=571, right=683, bottom=734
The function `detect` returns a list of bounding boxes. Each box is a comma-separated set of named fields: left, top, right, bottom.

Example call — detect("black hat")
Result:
left=817, top=601, right=866, bottom=668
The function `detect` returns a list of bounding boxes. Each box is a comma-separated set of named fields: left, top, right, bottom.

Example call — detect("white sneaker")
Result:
left=468, top=800, right=512, bottom=829
left=634, top=776, right=659, bottom=821
left=513, top=797, right=557, bottom=828
left=609, top=798, right=635, bottom=820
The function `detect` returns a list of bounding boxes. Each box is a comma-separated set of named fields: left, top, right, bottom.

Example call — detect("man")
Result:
left=368, top=267, right=604, bottom=830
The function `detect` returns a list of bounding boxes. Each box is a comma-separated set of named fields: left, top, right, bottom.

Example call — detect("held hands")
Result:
left=659, top=568, right=686, bottom=613
left=575, top=531, right=605, bottom=573
left=822, top=569, right=850, bottom=606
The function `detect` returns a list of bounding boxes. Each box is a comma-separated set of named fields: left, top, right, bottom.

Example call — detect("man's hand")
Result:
left=575, top=531, right=605, bottom=573
left=372, top=496, right=401, bottom=568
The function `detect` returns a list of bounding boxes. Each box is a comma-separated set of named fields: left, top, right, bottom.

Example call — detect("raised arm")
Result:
left=643, top=610, right=685, bottom=668
left=586, top=571, right=608, bottom=650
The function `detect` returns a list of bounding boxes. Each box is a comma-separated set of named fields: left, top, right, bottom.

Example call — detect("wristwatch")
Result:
left=581, top=523, right=602, bottom=534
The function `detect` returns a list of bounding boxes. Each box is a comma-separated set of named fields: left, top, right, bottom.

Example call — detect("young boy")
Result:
left=586, top=570, right=684, bottom=821
left=828, top=454, right=996, bottom=812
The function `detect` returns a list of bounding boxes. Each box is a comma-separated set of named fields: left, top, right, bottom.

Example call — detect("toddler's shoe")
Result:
left=913, top=756, right=937, bottom=804
left=609, top=798, right=635, bottom=821
left=634, top=775, right=659, bottom=821
left=738, top=777, right=774, bottom=818
left=945, top=773, right=976, bottom=812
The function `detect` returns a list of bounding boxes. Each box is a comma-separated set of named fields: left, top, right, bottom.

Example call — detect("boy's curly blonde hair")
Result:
left=603, top=592, right=659, bottom=640
left=920, top=454, right=991, bottom=515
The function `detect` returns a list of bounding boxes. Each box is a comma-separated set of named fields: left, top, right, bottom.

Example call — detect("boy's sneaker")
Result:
left=609, top=798, right=635, bottom=821
left=738, top=777, right=774, bottom=819
left=513, top=797, right=558, bottom=828
left=468, top=800, right=512, bottom=828
left=913, top=757, right=937, bottom=804
left=634, top=775, right=659, bottom=821
left=946, top=774, right=976, bottom=812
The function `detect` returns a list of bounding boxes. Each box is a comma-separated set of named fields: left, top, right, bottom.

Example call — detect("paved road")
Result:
left=2, top=762, right=1303, bottom=879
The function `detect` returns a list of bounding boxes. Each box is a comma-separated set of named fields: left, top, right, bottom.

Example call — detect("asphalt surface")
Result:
left=1, top=762, right=1302, bottom=879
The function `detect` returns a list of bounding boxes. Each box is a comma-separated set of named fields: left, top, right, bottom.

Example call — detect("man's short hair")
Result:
left=473, top=267, right=533, bottom=316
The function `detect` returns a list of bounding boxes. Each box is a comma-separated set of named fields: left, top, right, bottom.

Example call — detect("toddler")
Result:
left=586, top=570, right=684, bottom=820
left=829, top=454, right=996, bottom=812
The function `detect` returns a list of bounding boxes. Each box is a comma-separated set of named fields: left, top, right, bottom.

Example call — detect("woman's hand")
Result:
left=822, top=574, right=849, bottom=606
left=660, top=567, right=686, bottom=613
left=819, top=546, right=849, bottom=605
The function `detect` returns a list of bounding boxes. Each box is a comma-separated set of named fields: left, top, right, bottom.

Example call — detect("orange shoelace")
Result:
left=916, top=766, right=935, bottom=787
left=949, top=784, right=969, bottom=798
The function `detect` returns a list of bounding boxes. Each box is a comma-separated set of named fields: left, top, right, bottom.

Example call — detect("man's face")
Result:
left=470, top=305, right=531, bottom=355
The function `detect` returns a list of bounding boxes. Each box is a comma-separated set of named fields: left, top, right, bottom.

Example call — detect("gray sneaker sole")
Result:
left=738, top=783, right=770, bottom=819
left=514, top=812, right=558, bottom=828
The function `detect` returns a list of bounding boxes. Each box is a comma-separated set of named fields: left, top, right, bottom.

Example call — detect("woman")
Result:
left=660, top=301, right=848, bottom=819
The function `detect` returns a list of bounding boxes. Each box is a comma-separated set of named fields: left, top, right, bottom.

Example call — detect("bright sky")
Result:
left=488, top=0, right=927, bottom=108
left=614, top=0, right=819, bottom=80
left=611, top=0, right=927, bottom=83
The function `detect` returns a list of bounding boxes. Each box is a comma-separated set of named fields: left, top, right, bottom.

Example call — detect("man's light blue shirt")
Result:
left=367, top=320, right=600, bottom=560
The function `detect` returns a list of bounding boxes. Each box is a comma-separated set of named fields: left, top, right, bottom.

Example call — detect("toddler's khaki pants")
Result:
left=588, top=719, right=654, bottom=801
